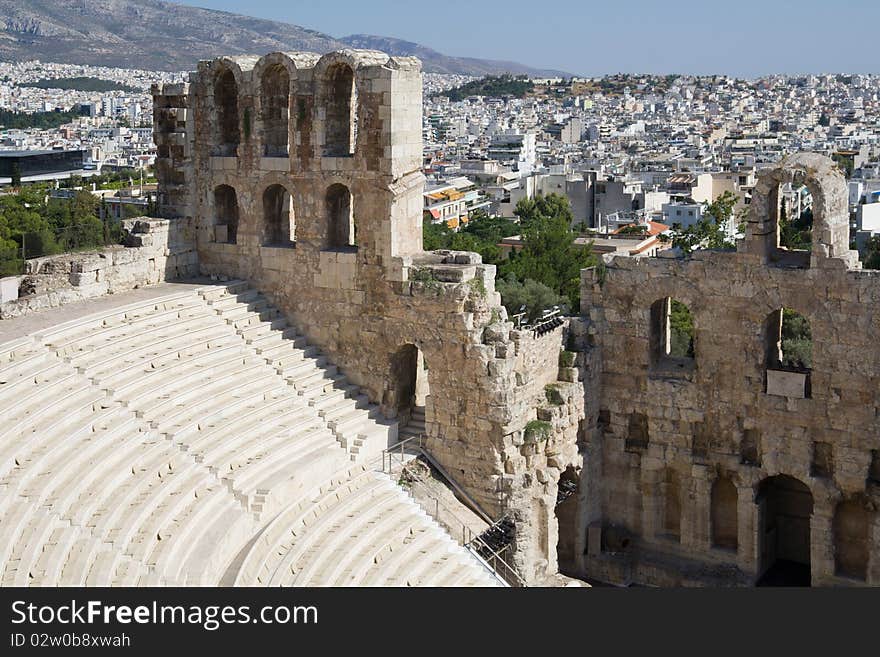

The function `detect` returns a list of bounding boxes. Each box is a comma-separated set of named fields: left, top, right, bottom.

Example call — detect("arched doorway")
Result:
left=711, top=476, right=738, bottom=551
left=555, top=465, right=580, bottom=576
left=755, top=475, right=813, bottom=586
left=389, top=344, right=429, bottom=439
left=262, top=184, right=294, bottom=247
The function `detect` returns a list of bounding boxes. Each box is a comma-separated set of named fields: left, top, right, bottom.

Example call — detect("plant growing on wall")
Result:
left=559, top=350, right=576, bottom=368
left=524, top=420, right=552, bottom=443
left=545, top=384, right=565, bottom=406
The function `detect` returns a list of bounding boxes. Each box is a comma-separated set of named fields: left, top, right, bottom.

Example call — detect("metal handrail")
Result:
left=466, top=533, right=527, bottom=588
left=374, top=435, right=527, bottom=587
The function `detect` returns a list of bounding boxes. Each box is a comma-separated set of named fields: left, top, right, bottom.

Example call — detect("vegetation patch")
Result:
left=409, top=267, right=443, bottom=293
left=435, top=75, right=534, bottom=102
left=0, top=108, right=81, bottom=130
left=559, top=350, right=576, bottom=368
left=672, top=191, right=746, bottom=252
left=524, top=420, right=552, bottom=443
left=424, top=195, right=596, bottom=322
left=668, top=299, right=695, bottom=358
left=544, top=384, right=565, bottom=406
left=20, top=77, right=140, bottom=93
left=780, top=308, right=812, bottom=369
left=468, top=276, right=486, bottom=299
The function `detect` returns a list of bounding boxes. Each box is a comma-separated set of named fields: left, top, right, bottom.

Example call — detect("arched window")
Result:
left=262, top=184, right=294, bottom=247
left=765, top=308, right=811, bottom=398
left=711, top=476, right=738, bottom=551
left=324, top=64, right=356, bottom=156
left=261, top=64, right=289, bottom=157
left=834, top=499, right=869, bottom=580
left=326, top=183, right=355, bottom=249
left=651, top=297, right=694, bottom=367
left=770, top=182, right=812, bottom=267
left=214, top=69, right=239, bottom=156
left=213, top=185, right=239, bottom=244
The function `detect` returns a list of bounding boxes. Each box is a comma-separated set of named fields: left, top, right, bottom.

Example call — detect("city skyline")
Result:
left=168, top=0, right=880, bottom=77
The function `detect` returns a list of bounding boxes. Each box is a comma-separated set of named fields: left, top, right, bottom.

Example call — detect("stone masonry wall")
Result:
left=581, top=154, right=880, bottom=587
left=0, top=217, right=197, bottom=320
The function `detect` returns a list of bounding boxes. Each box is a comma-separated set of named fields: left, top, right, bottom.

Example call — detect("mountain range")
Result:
left=0, top=0, right=571, bottom=76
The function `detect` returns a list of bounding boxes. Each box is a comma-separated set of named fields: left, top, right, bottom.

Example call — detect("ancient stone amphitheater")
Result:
left=3, top=49, right=877, bottom=588
left=0, top=280, right=505, bottom=586
left=0, top=50, right=540, bottom=588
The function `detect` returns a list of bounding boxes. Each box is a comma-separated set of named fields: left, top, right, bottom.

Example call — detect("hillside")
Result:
left=339, top=34, right=572, bottom=78
left=20, top=77, right=140, bottom=93
left=0, top=0, right=571, bottom=76
left=435, top=75, right=536, bottom=101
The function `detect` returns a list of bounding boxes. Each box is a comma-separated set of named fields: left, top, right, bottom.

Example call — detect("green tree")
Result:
left=502, top=194, right=595, bottom=310
left=669, top=300, right=695, bottom=358
left=10, top=162, right=21, bottom=188
left=862, top=235, right=880, bottom=269
left=832, top=153, right=854, bottom=178
left=422, top=211, right=518, bottom=266
left=496, top=274, right=568, bottom=323
left=672, top=191, right=744, bottom=252
left=781, top=309, right=812, bottom=369
left=422, top=218, right=453, bottom=251
left=779, top=203, right=812, bottom=250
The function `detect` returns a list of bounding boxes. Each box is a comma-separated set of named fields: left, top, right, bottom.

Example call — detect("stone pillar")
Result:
left=868, top=508, right=880, bottom=586
left=152, top=82, right=193, bottom=220
left=640, top=463, right=661, bottom=541
left=736, top=481, right=757, bottom=574
left=684, top=465, right=711, bottom=552
left=810, top=499, right=835, bottom=586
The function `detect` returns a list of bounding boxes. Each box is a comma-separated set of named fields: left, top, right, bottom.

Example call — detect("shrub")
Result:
left=559, top=350, right=576, bottom=368
left=524, top=420, right=552, bottom=443
left=497, top=274, right=568, bottom=324
left=545, top=384, right=564, bottom=406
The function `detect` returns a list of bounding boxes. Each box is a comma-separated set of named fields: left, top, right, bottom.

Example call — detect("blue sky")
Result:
left=170, top=0, right=880, bottom=77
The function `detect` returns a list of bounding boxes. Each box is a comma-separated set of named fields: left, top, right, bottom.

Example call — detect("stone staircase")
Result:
left=398, top=406, right=426, bottom=442
left=0, top=280, right=499, bottom=587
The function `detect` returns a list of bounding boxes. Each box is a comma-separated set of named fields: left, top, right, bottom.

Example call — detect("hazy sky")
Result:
left=169, top=0, right=880, bottom=77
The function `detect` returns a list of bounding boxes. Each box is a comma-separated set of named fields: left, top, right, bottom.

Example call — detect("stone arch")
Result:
left=833, top=496, right=870, bottom=580
left=321, top=62, right=356, bottom=156
left=261, top=183, right=295, bottom=247
left=650, top=296, right=695, bottom=368
left=555, top=465, right=580, bottom=575
left=743, top=153, right=857, bottom=268
left=259, top=61, right=291, bottom=157
left=711, top=475, right=738, bottom=551
left=325, top=183, right=355, bottom=249
left=213, top=184, right=239, bottom=244
left=213, top=67, right=240, bottom=156
left=755, top=474, right=813, bottom=586
left=386, top=343, right=430, bottom=425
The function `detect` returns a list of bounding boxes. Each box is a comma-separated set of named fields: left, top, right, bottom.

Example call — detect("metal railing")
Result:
left=464, top=525, right=527, bottom=588
left=374, top=434, right=526, bottom=587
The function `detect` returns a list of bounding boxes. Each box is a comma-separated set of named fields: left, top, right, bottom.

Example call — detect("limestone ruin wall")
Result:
left=581, top=154, right=880, bottom=586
